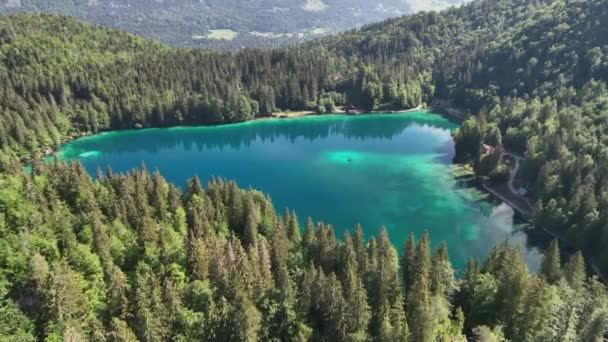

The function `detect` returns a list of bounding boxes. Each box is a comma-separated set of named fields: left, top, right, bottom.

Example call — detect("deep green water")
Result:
left=57, top=111, right=542, bottom=270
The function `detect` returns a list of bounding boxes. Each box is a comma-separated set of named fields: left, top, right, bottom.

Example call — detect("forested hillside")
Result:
left=0, top=0, right=464, bottom=49
left=1, top=0, right=608, bottom=339
left=0, top=12, right=439, bottom=160
left=2, top=0, right=608, bottom=275
left=1, top=162, right=606, bottom=340
left=0, top=0, right=578, bottom=159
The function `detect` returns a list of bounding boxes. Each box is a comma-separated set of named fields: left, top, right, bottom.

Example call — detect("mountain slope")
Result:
left=0, top=0, right=465, bottom=49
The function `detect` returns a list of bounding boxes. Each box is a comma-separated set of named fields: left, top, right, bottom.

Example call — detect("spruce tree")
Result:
left=341, top=231, right=371, bottom=339
left=401, top=233, right=416, bottom=291
left=287, top=210, right=300, bottom=244
left=407, top=231, right=434, bottom=342
left=243, top=194, right=260, bottom=246
left=108, top=318, right=138, bottom=342
left=302, top=217, right=316, bottom=263
left=227, top=295, right=262, bottom=342
left=353, top=223, right=368, bottom=276
left=271, top=221, right=293, bottom=299
left=563, top=251, right=586, bottom=287
left=430, top=241, right=456, bottom=298
left=541, top=239, right=562, bottom=284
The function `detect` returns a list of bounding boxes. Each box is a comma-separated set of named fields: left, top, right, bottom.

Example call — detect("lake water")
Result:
left=57, top=111, right=543, bottom=270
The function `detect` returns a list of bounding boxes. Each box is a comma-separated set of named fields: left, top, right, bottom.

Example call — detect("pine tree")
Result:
left=401, top=233, right=416, bottom=291
left=227, top=295, right=262, bottom=342
left=493, top=246, right=530, bottom=338
left=563, top=251, right=586, bottom=287
left=341, top=231, right=371, bottom=339
left=256, top=239, right=275, bottom=294
left=541, top=239, right=562, bottom=284
left=353, top=223, right=368, bottom=276
left=511, top=276, right=555, bottom=341
left=108, top=318, right=138, bottom=342
left=271, top=221, right=293, bottom=299
left=149, top=170, right=167, bottom=218
left=91, top=211, right=112, bottom=272
left=287, top=210, right=300, bottom=244
left=297, top=263, right=317, bottom=319
left=134, top=262, right=169, bottom=341
left=243, top=193, right=260, bottom=246
left=389, top=295, right=409, bottom=342
left=430, top=241, right=456, bottom=298
left=323, top=273, right=348, bottom=340
left=50, top=261, right=89, bottom=319
left=407, top=231, right=434, bottom=342
left=302, top=217, right=316, bottom=263
left=108, top=265, right=130, bottom=319
left=367, top=228, right=402, bottom=339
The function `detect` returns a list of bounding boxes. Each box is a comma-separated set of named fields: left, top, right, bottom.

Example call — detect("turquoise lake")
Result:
left=57, top=111, right=543, bottom=270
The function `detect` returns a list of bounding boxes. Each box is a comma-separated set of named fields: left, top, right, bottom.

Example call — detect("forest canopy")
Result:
left=0, top=163, right=606, bottom=340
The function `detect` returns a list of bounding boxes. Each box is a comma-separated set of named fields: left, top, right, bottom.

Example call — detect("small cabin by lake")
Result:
left=480, top=144, right=495, bottom=154
left=344, top=104, right=359, bottom=114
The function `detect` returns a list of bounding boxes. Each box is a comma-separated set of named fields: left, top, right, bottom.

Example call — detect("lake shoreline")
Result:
left=35, top=105, right=433, bottom=162
left=472, top=151, right=608, bottom=283
left=49, top=112, right=528, bottom=271
left=456, top=165, right=607, bottom=282
left=256, top=104, right=428, bottom=121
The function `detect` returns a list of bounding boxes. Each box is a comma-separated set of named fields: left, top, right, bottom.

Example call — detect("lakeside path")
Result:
left=506, top=152, right=524, bottom=195
left=430, top=99, right=466, bottom=122
left=480, top=182, right=532, bottom=218
left=481, top=151, right=532, bottom=219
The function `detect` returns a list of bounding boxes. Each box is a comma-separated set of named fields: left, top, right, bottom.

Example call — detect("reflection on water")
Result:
left=58, top=111, right=546, bottom=271
left=60, top=113, right=454, bottom=157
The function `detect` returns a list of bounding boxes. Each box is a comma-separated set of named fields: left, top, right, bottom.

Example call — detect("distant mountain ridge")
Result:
left=0, top=0, right=465, bottom=49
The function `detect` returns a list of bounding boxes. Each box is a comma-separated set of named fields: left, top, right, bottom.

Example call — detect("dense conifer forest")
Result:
left=1, top=162, right=606, bottom=340
left=1, top=0, right=608, bottom=340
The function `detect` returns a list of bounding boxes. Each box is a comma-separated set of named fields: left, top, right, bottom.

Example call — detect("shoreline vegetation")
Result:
left=461, top=159, right=608, bottom=283
left=466, top=149, right=608, bottom=284
left=262, top=104, right=428, bottom=120
left=265, top=102, right=464, bottom=122
left=460, top=150, right=608, bottom=283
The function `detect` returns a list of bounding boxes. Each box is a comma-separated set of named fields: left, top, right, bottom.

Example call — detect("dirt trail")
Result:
left=481, top=151, right=532, bottom=217
left=505, top=152, right=524, bottom=196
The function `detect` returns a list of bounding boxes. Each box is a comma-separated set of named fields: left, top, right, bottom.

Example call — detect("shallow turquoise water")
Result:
left=58, top=111, right=542, bottom=270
